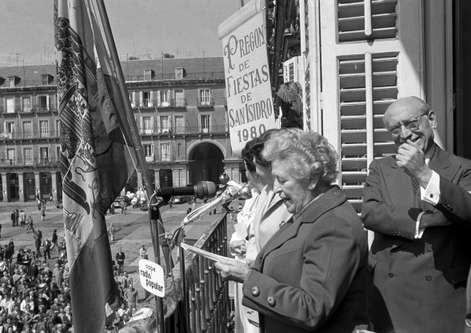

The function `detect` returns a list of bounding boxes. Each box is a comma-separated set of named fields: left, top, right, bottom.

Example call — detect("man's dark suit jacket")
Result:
left=362, top=144, right=471, bottom=333
left=242, top=186, right=369, bottom=332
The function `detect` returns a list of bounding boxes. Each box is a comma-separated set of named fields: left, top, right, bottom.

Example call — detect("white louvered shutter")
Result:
left=149, top=91, right=154, bottom=107
left=131, top=92, right=136, bottom=108
left=139, top=92, right=144, bottom=107
left=320, top=0, right=424, bottom=211
left=170, top=90, right=175, bottom=106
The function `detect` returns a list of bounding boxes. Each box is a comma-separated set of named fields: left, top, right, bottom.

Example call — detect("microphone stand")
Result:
left=148, top=192, right=167, bottom=333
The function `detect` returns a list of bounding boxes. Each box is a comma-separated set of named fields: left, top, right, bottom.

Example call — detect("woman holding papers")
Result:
left=216, top=129, right=369, bottom=333
left=229, top=131, right=291, bottom=333
left=230, top=130, right=291, bottom=263
left=230, top=138, right=264, bottom=333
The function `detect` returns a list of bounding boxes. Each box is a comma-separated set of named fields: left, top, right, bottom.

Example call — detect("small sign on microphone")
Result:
left=138, top=259, right=165, bottom=298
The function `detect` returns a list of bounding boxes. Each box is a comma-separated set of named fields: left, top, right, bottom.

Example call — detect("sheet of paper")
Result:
left=180, top=242, right=242, bottom=266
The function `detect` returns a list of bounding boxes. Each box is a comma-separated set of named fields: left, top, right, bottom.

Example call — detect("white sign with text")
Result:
left=138, top=259, right=165, bottom=298
left=218, top=0, right=277, bottom=154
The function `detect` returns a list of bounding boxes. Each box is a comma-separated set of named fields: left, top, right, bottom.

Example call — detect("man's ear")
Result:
left=427, top=110, right=437, bottom=129
left=427, top=110, right=445, bottom=148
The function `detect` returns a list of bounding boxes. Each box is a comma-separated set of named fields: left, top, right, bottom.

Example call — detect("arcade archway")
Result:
left=188, top=142, right=224, bottom=185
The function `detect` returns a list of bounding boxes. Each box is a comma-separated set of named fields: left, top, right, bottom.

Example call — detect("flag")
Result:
left=55, top=0, right=138, bottom=331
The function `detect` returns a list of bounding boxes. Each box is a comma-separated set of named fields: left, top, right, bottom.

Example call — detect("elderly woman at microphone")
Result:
left=216, top=129, right=369, bottom=333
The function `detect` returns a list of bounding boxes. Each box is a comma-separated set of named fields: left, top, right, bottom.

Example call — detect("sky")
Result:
left=0, top=0, right=240, bottom=67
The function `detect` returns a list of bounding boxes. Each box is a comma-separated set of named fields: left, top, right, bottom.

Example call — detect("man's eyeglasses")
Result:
left=389, top=112, right=429, bottom=136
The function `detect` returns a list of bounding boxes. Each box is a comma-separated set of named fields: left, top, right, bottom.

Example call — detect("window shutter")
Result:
left=128, top=93, right=133, bottom=107
left=139, top=91, right=143, bottom=107
left=175, top=90, right=185, bottom=107
left=149, top=91, right=154, bottom=107
left=6, top=98, right=15, bottom=113
left=14, top=97, right=20, bottom=113
left=131, top=92, right=136, bottom=108
left=170, top=90, right=175, bottom=106
left=157, top=91, right=161, bottom=107
left=338, top=52, right=398, bottom=209
left=320, top=0, right=424, bottom=211
left=337, top=0, right=398, bottom=42
left=49, top=95, right=56, bottom=111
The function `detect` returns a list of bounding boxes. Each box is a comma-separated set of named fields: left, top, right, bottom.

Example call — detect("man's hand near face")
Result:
left=396, top=139, right=433, bottom=188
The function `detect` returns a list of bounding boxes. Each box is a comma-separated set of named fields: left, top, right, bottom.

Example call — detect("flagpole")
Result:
left=94, top=1, right=165, bottom=331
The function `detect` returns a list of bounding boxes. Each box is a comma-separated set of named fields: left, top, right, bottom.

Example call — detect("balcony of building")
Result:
left=197, top=97, right=214, bottom=109
left=32, top=106, right=57, bottom=114
left=0, top=91, right=57, bottom=115
left=35, top=158, right=59, bottom=168
left=0, top=131, right=60, bottom=141
left=155, top=98, right=187, bottom=111
left=125, top=71, right=225, bottom=82
left=0, top=158, right=59, bottom=169
left=137, top=124, right=228, bottom=138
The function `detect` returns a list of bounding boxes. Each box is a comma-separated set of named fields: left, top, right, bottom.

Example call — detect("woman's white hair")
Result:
left=262, top=128, right=338, bottom=185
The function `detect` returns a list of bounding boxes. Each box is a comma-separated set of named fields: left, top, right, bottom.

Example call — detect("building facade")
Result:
left=0, top=57, right=242, bottom=202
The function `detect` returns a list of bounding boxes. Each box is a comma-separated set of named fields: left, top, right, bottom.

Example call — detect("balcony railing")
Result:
left=173, top=214, right=232, bottom=333
left=125, top=71, right=225, bottom=82
left=198, top=98, right=214, bottom=108
left=36, top=159, right=57, bottom=167
left=136, top=125, right=228, bottom=137
left=34, top=106, right=54, bottom=113
left=159, top=129, right=171, bottom=135
left=154, top=99, right=187, bottom=109
left=132, top=100, right=186, bottom=109
left=0, top=159, right=16, bottom=166
left=0, top=105, right=57, bottom=115
left=139, top=129, right=154, bottom=135
left=0, top=132, right=59, bottom=140
left=0, top=158, right=59, bottom=168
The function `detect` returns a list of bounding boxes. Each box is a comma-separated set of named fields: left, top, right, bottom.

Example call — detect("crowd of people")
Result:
left=216, top=96, right=471, bottom=333
left=7, top=195, right=52, bottom=237
left=105, top=270, right=139, bottom=332
left=0, top=214, right=141, bottom=332
left=9, top=209, right=35, bottom=232
left=0, top=236, right=71, bottom=332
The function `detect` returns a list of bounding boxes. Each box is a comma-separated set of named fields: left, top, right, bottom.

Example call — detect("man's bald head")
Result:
left=384, top=96, right=431, bottom=120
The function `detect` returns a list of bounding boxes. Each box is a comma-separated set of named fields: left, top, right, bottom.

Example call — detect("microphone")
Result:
left=180, top=181, right=252, bottom=226
left=156, top=181, right=217, bottom=200
left=220, top=181, right=252, bottom=202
